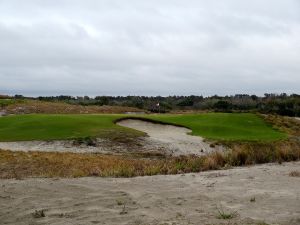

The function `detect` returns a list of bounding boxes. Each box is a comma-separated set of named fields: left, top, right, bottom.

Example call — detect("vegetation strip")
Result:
left=1, top=138, right=299, bottom=178
left=3, top=93, right=300, bottom=116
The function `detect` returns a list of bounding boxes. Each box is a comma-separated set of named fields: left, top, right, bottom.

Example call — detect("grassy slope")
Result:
left=0, top=113, right=286, bottom=142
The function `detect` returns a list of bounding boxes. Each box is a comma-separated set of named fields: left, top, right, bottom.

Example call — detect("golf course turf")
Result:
left=0, top=113, right=286, bottom=142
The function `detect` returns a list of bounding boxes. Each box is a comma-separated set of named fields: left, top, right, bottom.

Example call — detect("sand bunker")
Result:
left=0, top=118, right=222, bottom=156
left=117, top=119, right=222, bottom=156
left=1, top=162, right=299, bottom=225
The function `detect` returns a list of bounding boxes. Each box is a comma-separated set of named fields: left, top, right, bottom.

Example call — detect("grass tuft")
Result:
left=289, top=171, right=300, bottom=177
left=32, top=210, right=45, bottom=218
left=216, top=206, right=237, bottom=219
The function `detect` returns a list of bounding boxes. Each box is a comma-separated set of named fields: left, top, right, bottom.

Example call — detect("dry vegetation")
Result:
left=3, top=100, right=144, bottom=114
left=260, top=114, right=300, bottom=137
left=1, top=137, right=299, bottom=179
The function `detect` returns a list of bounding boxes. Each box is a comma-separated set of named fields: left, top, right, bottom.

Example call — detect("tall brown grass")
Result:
left=1, top=138, right=299, bottom=179
left=260, top=114, right=300, bottom=137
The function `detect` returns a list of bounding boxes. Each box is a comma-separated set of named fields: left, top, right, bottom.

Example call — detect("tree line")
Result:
left=3, top=93, right=300, bottom=116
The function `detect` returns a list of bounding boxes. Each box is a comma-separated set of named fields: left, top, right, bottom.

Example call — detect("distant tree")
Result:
left=95, top=96, right=109, bottom=105
left=251, top=95, right=258, bottom=101
left=14, top=94, right=24, bottom=99
left=213, top=100, right=232, bottom=111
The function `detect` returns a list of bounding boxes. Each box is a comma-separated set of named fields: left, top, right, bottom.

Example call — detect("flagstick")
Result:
left=156, top=102, right=160, bottom=114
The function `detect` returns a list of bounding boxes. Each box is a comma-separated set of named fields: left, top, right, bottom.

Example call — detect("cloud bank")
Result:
left=0, top=0, right=300, bottom=96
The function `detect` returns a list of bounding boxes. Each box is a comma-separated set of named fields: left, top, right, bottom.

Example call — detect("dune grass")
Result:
left=0, top=113, right=286, bottom=142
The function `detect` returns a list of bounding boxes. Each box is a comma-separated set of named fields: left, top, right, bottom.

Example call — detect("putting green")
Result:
left=0, top=113, right=286, bottom=142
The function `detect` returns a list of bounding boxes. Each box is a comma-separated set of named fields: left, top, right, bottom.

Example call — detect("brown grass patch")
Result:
left=4, top=100, right=144, bottom=114
left=260, top=114, right=300, bottom=137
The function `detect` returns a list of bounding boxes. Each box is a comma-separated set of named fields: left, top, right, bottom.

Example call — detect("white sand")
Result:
left=0, top=140, right=119, bottom=154
left=0, top=162, right=299, bottom=225
left=117, top=119, right=223, bottom=156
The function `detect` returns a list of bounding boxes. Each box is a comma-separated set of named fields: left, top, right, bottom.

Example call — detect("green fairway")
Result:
left=0, top=114, right=143, bottom=142
left=0, top=113, right=286, bottom=142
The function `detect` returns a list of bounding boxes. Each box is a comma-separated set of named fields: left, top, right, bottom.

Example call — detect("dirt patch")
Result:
left=117, top=119, right=223, bottom=156
left=0, top=162, right=299, bottom=225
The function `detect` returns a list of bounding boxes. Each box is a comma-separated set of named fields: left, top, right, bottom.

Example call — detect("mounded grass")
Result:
left=0, top=113, right=286, bottom=142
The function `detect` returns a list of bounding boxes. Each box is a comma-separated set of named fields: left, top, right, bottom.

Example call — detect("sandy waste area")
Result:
left=0, top=162, right=299, bottom=225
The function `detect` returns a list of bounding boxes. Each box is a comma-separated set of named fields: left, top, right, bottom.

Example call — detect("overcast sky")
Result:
left=0, top=0, right=300, bottom=96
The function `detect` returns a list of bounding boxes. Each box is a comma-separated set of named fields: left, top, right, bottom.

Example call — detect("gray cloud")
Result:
left=0, top=0, right=300, bottom=96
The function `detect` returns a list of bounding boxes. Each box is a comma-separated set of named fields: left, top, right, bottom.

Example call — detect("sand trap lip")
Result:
left=117, top=119, right=223, bottom=156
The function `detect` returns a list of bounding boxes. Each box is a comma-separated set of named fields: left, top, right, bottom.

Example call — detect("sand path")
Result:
left=0, top=162, right=299, bottom=225
left=117, top=119, right=222, bottom=156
